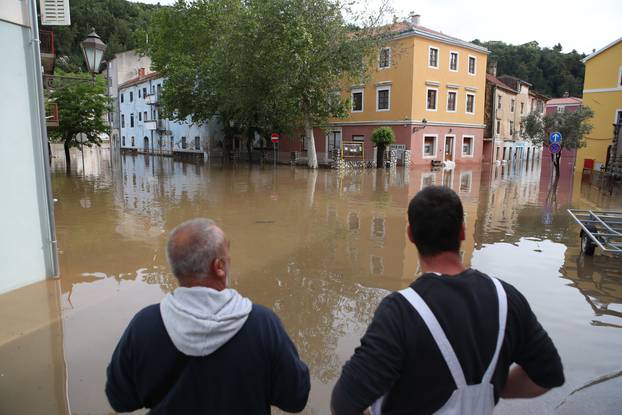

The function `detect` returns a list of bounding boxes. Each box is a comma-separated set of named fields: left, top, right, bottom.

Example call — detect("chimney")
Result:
left=487, top=61, right=497, bottom=77
left=563, top=91, right=569, bottom=98
left=410, top=12, right=421, bottom=26
left=138, top=68, right=145, bottom=79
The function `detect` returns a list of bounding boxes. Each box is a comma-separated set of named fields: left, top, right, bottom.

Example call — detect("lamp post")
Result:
left=80, top=29, right=107, bottom=83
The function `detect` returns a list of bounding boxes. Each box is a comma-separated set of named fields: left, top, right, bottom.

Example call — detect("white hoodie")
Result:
left=160, top=287, right=252, bottom=357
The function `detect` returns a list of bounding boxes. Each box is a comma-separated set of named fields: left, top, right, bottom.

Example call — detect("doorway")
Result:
left=144, top=136, right=149, bottom=152
left=326, top=130, right=342, bottom=160
left=444, top=135, right=455, bottom=161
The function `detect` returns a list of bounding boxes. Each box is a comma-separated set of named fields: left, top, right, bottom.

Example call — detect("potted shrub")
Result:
left=371, top=127, right=396, bottom=168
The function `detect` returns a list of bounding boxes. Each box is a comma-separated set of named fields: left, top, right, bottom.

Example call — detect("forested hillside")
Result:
left=473, top=40, right=586, bottom=98
left=50, top=0, right=160, bottom=71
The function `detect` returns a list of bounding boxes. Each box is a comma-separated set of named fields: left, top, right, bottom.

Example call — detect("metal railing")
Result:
left=46, top=102, right=59, bottom=126
left=40, top=29, right=55, bottom=55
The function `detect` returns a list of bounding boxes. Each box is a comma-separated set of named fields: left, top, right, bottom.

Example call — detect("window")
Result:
left=423, top=135, right=437, bottom=157
left=352, top=135, right=365, bottom=142
left=122, top=136, right=125, bottom=146
left=121, top=114, right=125, bottom=128
left=144, top=111, right=148, bottom=121
left=120, top=93, right=124, bottom=103
left=170, top=137, right=174, bottom=149
left=449, top=52, right=458, bottom=71
left=616, top=109, right=622, bottom=125
left=496, top=120, right=500, bottom=136
left=138, top=88, right=141, bottom=98
left=130, top=113, right=134, bottom=127
left=468, top=56, right=476, bottom=75
left=352, top=89, right=363, bottom=112
left=426, top=88, right=438, bottom=111
left=129, top=91, right=133, bottom=102
left=379, top=48, right=391, bottom=69
left=429, top=47, right=439, bottom=68
left=509, top=121, right=514, bottom=135
left=447, top=91, right=457, bottom=112
left=138, top=112, right=142, bottom=121
left=181, top=136, right=187, bottom=149
left=497, top=95, right=502, bottom=109
left=510, top=99, right=515, bottom=112
left=520, top=102, right=525, bottom=114
left=466, top=93, right=475, bottom=113
left=557, top=106, right=565, bottom=113
left=462, top=136, right=474, bottom=156
left=143, top=87, right=147, bottom=97
left=131, top=136, right=135, bottom=146
left=194, top=136, right=200, bottom=150
left=376, top=87, right=390, bottom=111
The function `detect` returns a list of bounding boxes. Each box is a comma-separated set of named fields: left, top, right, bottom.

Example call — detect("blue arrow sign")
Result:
left=549, top=143, right=561, bottom=154
left=550, top=131, right=562, bottom=143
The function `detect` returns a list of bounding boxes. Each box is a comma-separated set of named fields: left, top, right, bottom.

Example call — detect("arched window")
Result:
left=144, top=136, right=149, bottom=149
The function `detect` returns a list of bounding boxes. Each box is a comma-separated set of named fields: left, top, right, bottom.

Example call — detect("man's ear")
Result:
left=406, top=224, right=415, bottom=244
left=459, top=223, right=466, bottom=241
left=212, top=258, right=226, bottom=279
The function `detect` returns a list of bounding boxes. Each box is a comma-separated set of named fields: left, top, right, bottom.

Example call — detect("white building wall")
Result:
left=0, top=10, right=56, bottom=293
left=119, top=76, right=220, bottom=157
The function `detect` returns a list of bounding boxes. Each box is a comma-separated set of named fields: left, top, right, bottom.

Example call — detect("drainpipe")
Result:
left=490, top=85, right=497, bottom=163
left=29, top=0, right=59, bottom=277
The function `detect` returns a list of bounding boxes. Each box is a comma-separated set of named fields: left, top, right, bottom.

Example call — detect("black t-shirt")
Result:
left=331, top=269, right=564, bottom=415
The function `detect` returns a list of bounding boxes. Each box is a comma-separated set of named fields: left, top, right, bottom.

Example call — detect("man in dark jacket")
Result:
left=331, top=186, right=564, bottom=414
left=106, top=218, right=310, bottom=414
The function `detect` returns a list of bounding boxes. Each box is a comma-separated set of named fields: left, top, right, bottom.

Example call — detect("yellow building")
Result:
left=577, top=37, right=622, bottom=171
left=283, top=14, right=488, bottom=166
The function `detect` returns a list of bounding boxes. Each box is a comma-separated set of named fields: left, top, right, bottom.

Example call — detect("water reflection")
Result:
left=1, top=146, right=621, bottom=414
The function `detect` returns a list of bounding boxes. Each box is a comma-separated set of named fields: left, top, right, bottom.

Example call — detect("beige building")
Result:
left=483, top=68, right=546, bottom=163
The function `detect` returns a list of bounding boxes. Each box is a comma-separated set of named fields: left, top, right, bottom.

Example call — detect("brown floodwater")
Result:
left=1, top=145, right=622, bottom=414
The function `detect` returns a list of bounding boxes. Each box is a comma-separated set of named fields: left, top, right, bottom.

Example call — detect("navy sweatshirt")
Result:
left=331, top=270, right=564, bottom=414
left=106, top=304, right=310, bottom=414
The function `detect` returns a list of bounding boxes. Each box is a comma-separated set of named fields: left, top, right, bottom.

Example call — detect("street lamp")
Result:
left=80, top=28, right=107, bottom=81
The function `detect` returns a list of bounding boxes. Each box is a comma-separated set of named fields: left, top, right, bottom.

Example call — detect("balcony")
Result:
left=40, top=30, right=56, bottom=75
left=46, top=103, right=59, bottom=128
left=145, top=93, right=160, bottom=105
left=144, top=119, right=157, bottom=130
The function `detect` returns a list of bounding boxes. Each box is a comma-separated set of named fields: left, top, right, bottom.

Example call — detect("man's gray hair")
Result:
left=166, top=218, right=226, bottom=279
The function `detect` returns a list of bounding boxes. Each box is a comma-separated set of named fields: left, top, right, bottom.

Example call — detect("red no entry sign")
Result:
left=271, top=133, right=280, bottom=143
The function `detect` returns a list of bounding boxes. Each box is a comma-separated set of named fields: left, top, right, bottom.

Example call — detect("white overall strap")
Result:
left=481, top=277, right=508, bottom=383
left=398, top=288, right=467, bottom=388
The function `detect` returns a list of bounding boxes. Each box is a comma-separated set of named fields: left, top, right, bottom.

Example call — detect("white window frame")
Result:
left=465, top=93, right=475, bottom=114
left=509, top=120, right=514, bottom=136
left=351, top=88, right=364, bottom=113
left=422, top=134, right=438, bottom=158
left=446, top=90, right=457, bottom=112
left=462, top=135, right=475, bottom=157
left=449, top=51, right=459, bottom=72
left=557, top=105, right=565, bottom=113
left=497, top=94, right=502, bottom=109
left=379, top=47, right=391, bottom=69
left=428, top=47, right=439, bottom=69
left=376, top=86, right=391, bottom=111
left=468, top=55, right=477, bottom=76
left=426, top=87, right=438, bottom=111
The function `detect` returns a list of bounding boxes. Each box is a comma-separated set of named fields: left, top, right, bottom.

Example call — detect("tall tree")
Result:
left=146, top=0, right=390, bottom=168
left=47, top=74, right=110, bottom=172
left=522, top=107, right=593, bottom=176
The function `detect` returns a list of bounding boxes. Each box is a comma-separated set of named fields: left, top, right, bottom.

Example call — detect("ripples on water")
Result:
left=0, top=146, right=621, bottom=414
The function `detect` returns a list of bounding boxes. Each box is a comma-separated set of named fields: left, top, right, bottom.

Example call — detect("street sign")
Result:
left=549, top=143, right=561, bottom=154
left=271, top=133, right=280, bottom=143
left=550, top=131, right=562, bottom=143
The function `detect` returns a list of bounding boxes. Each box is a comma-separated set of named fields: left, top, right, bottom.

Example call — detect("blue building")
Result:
left=118, top=71, right=223, bottom=158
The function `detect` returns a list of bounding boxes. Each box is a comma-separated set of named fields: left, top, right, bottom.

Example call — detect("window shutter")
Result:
left=40, top=0, right=71, bottom=26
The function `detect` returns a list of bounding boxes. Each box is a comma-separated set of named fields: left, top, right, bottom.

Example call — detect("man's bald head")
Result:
left=166, top=218, right=226, bottom=279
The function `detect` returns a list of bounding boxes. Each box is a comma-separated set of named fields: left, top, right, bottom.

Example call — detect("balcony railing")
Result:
left=40, top=30, right=55, bottom=55
left=46, top=103, right=59, bottom=127
left=145, top=93, right=160, bottom=105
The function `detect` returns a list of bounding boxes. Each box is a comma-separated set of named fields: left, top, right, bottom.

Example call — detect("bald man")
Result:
left=106, top=218, right=310, bottom=414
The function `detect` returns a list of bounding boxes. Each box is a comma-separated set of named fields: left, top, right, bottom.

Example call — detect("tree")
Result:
left=146, top=0, right=391, bottom=168
left=47, top=74, right=110, bottom=172
left=522, top=107, right=593, bottom=176
left=371, top=126, right=395, bottom=168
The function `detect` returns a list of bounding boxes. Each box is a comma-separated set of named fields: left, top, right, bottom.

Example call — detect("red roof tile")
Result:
left=119, top=71, right=162, bottom=90
left=546, top=97, right=582, bottom=106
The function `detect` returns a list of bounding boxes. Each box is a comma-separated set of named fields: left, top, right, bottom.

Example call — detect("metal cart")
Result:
left=568, top=209, right=622, bottom=256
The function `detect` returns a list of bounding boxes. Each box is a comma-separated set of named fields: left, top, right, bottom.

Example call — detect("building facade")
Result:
left=483, top=69, right=545, bottom=164
left=278, top=15, right=489, bottom=166
left=577, top=37, right=622, bottom=172
left=118, top=72, right=223, bottom=158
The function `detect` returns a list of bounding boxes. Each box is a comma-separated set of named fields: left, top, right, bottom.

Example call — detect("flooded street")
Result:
left=1, top=145, right=622, bottom=414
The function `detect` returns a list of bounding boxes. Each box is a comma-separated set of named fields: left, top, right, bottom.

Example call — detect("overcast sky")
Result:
left=130, top=0, right=621, bottom=55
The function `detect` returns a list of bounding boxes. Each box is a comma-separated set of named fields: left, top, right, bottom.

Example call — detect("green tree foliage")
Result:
left=371, top=126, right=396, bottom=168
left=50, top=0, right=161, bottom=72
left=146, top=0, right=390, bottom=168
left=472, top=40, right=586, bottom=98
left=47, top=73, right=111, bottom=172
left=522, top=107, right=593, bottom=175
